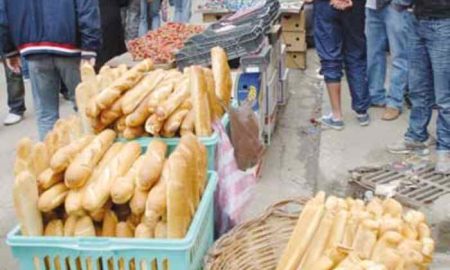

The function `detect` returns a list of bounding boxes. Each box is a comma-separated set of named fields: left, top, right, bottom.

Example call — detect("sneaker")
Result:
left=436, top=151, right=450, bottom=174
left=320, top=114, right=344, bottom=130
left=3, top=113, right=23, bottom=126
left=387, top=137, right=430, bottom=155
left=382, top=107, right=401, bottom=121
left=357, top=113, right=370, bottom=126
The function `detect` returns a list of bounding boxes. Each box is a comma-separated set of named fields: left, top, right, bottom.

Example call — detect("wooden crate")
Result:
left=285, top=52, right=307, bottom=70
left=282, top=31, right=306, bottom=52
left=281, top=10, right=306, bottom=32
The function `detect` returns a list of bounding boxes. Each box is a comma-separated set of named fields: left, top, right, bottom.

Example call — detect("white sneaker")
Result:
left=4, top=113, right=23, bottom=126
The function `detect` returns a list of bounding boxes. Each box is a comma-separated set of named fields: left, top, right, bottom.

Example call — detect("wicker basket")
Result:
left=204, top=197, right=308, bottom=270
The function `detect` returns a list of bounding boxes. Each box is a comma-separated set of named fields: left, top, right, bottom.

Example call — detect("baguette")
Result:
left=50, top=135, right=95, bottom=173
left=44, top=130, right=59, bottom=158
left=80, top=62, right=97, bottom=84
left=143, top=162, right=168, bottom=228
left=115, top=115, right=127, bottom=133
left=65, top=130, right=116, bottom=188
left=89, top=200, right=111, bottom=222
left=326, top=210, right=349, bottom=251
left=147, top=82, right=175, bottom=113
left=154, top=221, right=167, bottom=238
left=162, top=109, right=190, bottom=135
left=64, top=215, right=78, bottom=236
left=352, top=219, right=380, bottom=260
left=99, top=97, right=124, bottom=126
left=155, top=79, right=190, bottom=121
left=14, top=137, right=33, bottom=176
left=74, top=216, right=96, bottom=237
left=29, top=142, right=50, bottom=178
left=180, top=110, right=195, bottom=135
left=116, top=222, right=134, bottom=237
left=276, top=192, right=326, bottom=270
left=125, top=93, right=154, bottom=127
left=177, top=134, right=200, bottom=211
left=203, top=67, right=224, bottom=120
left=38, top=183, right=69, bottom=212
left=37, top=168, right=64, bottom=190
left=123, top=125, right=146, bottom=139
left=102, top=210, right=119, bottom=237
left=94, top=59, right=153, bottom=111
left=83, top=142, right=141, bottom=211
left=211, top=47, right=232, bottom=108
left=167, top=150, right=192, bottom=238
left=190, top=66, right=212, bottom=136
left=382, top=198, right=403, bottom=218
left=127, top=213, right=142, bottom=229
left=13, top=171, right=43, bottom=236
left=135, top=223, right=154, bottom=238
left=121, top=69, right=166, bottom=114
left=137, top=140, right=167, bottom=191
left=76, top=82, right=96, bottom=134
left=130, top=187, right=149, bottom=216
left=44, top=219, right=64, bottom=236
left=145, top=114, right=164, bottom=136
left=111, top=156, right=145, bottom=204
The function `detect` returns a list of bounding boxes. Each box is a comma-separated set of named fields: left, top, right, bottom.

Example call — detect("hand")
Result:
left=81, top=58, right=96, bottom=68
left=330, top=0, right=353, bottom=10
left=6, top=56, right=22, bottom=74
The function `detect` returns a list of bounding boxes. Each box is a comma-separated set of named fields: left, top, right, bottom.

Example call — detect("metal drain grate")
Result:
left=350, top=165, right=450, bottom=209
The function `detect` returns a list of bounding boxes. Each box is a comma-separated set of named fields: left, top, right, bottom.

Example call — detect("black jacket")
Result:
left=415, top=0, right=450, bottom=19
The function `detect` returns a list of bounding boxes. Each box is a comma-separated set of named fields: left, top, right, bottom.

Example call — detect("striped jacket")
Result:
left=0, top=0, right=102, bottom=59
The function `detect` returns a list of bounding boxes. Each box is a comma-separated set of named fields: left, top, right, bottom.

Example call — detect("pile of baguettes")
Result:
left=76, top=47, right=232, bottom=139
left=13, top=123, right=208, bottom=239
left=276, top=192, right=435, bottom=270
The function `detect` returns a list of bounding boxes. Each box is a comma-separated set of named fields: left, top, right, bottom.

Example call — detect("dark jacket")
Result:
left=96, top=0, right=127, bottom=70
left=392, top=0, right=450, bottom=19
left=375, top=0, right=392, bottom=9
left=0, top=0, right=101, bottom=59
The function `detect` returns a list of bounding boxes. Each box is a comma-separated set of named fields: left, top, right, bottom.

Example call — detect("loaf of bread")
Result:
left=155, top=79, right=190, bottom=121
left=180, top=110, right=195, bottom=135
left=64, top=215, right=78, bottom=236
left=145, top=114, right=164, bottom=136
left=163, top=109, right=190, bottom=135
left=130, top=187, right=149, bottom=216
left=167, top=150, right=192, bottom=238
left=211, top=47, right=232, bottom=108
left=94, top=59, right=153, bottom=111
left=29, top=142, right=50, bottom=178
left=121, top=69, right=166, bottom=114
left=65, top=130, right=116, bottom=188
left=100, top=97, right=124, bottom=126
left=190, top=66, right=212, bottom=136
left=135, top=223, right=154, bottom=238
left=90, top=200, right=111, bottom=222
left=75, top=82, right=96, bottom=134
left=102, top=210, right=119, bottom=237
left=37, top=168, right=64, bottom=190
left=44, top=219, right=64, bottom=236
left=137, top=140, right=167, bottom=191
left=111, top=156, right=145, bottom=204
left=50, top=135, right=95, bottom=173
left=123, top=125, right=146, bottom=140
left=83, top=142, right=141, bottom=211
left=143, top=162, right=168, bottom=228
left=115, top=115, right=127, bottom=133
left=14, top=137, right=34, bottom=176
left=13, top=171, right=43, bottom=236
left=81, top=62, right=97, bottom=84
left=147, top=82, right=175, bottom=113
left=38, top=183, right=69, bottom=212
left=155, top=221, right=167, bottom=238
left=125, top=93, right=154, bottom=127
left=177, top=134, right=199, bottom=211
left=74, top=216, right=96, bottom=237
left=116, top=222, right=134, bottom=237
left=203, top=67, right=224, bottom=120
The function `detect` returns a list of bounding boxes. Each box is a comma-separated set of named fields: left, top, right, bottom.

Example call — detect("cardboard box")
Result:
left=286, top=52, right=307, bottom=70
left=282, top=31, right=307, bottom=52
left=281, top=11, right=306, bottom=32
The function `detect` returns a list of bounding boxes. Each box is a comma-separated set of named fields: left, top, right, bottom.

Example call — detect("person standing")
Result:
left=171, top=0, right=192, bottom=23
left=139, top=0, right=162, bottom=36
left=388, top=0, right=450, bottom=174
left=0, top=0, right=101, bottom=140
left=365, top=0, right=413, bottom=120
left=314, top=0, right=371, bottom=130
left=124, top=0, right=141, bottom=41
left=3, top=61, right=26, bottom=125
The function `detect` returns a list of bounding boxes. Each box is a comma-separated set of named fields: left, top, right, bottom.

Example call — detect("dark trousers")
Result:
left=314, top=0, right=370, bottom=114
left=6, top=66, right=26, bottom=115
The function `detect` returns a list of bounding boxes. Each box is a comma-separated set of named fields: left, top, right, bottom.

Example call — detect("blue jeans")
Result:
left=365, top=6, right=413, bottom=110
left=314, top=0, right=370, bottom=114
left=139, top=0, right=161, bottom=36
left=27, top=55, right=81, bottom=140
left=5, top=65, right=26, bottom=115
left=173, top=0, right=192, bottom=23
left=405, top=18, right=450, bottom=151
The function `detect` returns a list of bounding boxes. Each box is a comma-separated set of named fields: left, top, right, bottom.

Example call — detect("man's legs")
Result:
left=426, top=19, right=450, bottom=172
left=150, top=0, right=161, bottom=29
left=342, top=0, right=371, bottom=117
left=125, top=0, right=141, bottom=41
left=5, top=65, right=26, bottom=117
left=27, top=56, right=61, bottom=140
left=365, top=8, right=388, bottom=107
left=384, top=5, right=412, bottom=111
left=173, top=0, right=191, bottom=23
left=139, top=0, right=149, bottom=36
left=54, top=56, right=81, bottom=106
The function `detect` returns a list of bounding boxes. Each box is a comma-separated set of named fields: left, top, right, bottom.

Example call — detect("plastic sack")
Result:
left=229, top=100, right=264, bottom=171
left=214, top=121, right=257, bottom=236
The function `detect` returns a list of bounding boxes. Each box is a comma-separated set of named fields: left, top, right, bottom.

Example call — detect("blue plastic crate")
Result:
left=7, top=172, right=218, bottom=270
